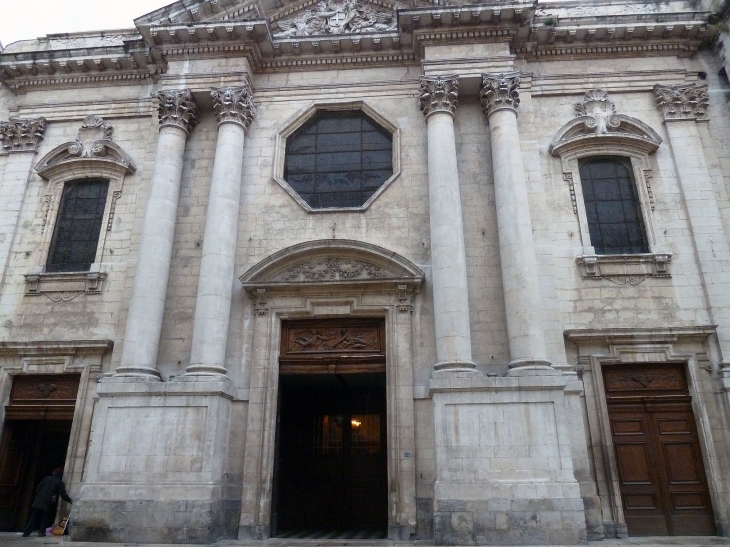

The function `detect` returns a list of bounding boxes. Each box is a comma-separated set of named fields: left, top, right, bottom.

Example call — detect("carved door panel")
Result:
left=604, top=364, right=715, bottom=536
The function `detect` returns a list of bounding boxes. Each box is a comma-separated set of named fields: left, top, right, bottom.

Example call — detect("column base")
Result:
left=507, top=358, right=558, bottom=376
left=183, top=363, right=230, bottom=378
left=111, top=365, right=162, bottom=381
left=434, top=359, right=479, bottom=372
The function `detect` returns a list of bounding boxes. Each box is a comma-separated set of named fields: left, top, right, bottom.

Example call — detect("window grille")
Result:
left=47, top=179, right=109, bottom=272
left=579, top=157, right=649, bottom=254
left=284, top=110, right=392, bottom=209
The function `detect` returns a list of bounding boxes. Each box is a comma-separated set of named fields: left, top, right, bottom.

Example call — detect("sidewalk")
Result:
left=1, top=533, right=729, bottom=547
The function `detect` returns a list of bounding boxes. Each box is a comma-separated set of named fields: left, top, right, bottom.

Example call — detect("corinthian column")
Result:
left=419, top=75, right=475, bottom=372
left=654, top=84, right=730, bottom=386
left=186, top=86, right=255, bottom=377
left=116, top=89, right=197, bottom=379
left=480, top=73, right=552, bottom=374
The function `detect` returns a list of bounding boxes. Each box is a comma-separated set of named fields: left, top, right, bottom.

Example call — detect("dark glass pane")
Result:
left=579, top=157, right=648, bottom=255
left=46, top=178, right=109, bottom=273
left=284, top=110, right=393, bottom=209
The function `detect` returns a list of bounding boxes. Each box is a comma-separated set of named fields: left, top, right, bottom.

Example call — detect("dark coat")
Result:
left=31, top=474, right=72, bottom=511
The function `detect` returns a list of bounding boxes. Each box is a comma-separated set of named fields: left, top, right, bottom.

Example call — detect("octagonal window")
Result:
left=284, top=110, right=393, bottom=209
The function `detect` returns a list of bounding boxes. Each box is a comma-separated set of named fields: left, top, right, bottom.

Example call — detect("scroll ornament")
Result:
left=153, top=89, right=198, bottom=133
left=480, top=72, right=521, bottom=116
left=418, top=75, right=459, bottom=118
left=212, top=86, right=256, bottom=129
left=0, top=117, right=47, bottom=153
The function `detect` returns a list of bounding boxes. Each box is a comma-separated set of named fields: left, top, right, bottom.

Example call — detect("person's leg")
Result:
left=22, top=509, right=42, bottom=537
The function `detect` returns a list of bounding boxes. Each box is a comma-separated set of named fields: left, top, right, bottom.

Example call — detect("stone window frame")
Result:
left=554, top=141, right=672, bottom=281
left=564, top=327, right=723, bottom=538
left=273, top=100, right=401, bottom=213
left=25, top=120, right=135, bottom=300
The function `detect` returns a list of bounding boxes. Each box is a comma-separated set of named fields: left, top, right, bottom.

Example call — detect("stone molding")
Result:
left=0, top=117, right=47, bottom=153
left=653, top=83, right=709, bottom=121
left=418, top=75, right=459, bottom=119
left=0, top=339, right=113, bottom=372
left=575, top=253, right=672, bottom=284
left=35, top=115, right=136, bottom=180
left=549, top=89, right=662, bottom=157
left=211, top=85, right=256, bottom=129
left=480, top=71, right=521, bottom=117
left=153, top=89, right=197, bottom=134
left=24, top=271, right=107, bottom=301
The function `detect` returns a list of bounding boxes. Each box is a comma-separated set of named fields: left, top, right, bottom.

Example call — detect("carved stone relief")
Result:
left=480, top=72, right=521, bottom=117
left=604, top=367, right=685, bottom=392
left=274, top=257, right=388, bottom=281
left=0, top=118, right=47, bottom=153
left=273, top=0, right=397, bottom=37
left=418, top=75, right=459, bottom=118
left=153, top=89, right=198, bottom=133
left=287, top=326, right=380, bottom=353
left=653, top=83, right=709, bottom=121
left=211, top=86, right=256, bottom=129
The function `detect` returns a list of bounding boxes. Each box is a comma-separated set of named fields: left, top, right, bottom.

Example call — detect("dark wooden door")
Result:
left=604, top=364, right=715, bottom=536
left=274, top=372, right=387, bottom=536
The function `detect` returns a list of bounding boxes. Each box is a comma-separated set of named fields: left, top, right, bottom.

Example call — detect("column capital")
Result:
left=653, top=83, right=709, bottom=122
left=152, top=89, right=198, bottom=134
left=480, top=72, right=521, bottom=117
left=0, top=117, right=47, bottom=153
left=418, top=75, right=459, bottom=119
left=211, top=85, right=256, bottom=130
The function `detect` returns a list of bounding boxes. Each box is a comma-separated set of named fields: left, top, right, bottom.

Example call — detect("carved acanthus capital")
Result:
left=211, top=86, right=256, bottom=129
left=0, top=118, right=47, bottom=153
left=653, top=83, right=709, bottom=121
left=418, top=75, right=459, bottom=119
left=480, top=72, right=521, bottom=117
left=153, top=89, right=197, bottom=134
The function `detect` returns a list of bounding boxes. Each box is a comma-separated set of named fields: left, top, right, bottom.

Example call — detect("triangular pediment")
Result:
left=134, top=0, right=264, bottom=27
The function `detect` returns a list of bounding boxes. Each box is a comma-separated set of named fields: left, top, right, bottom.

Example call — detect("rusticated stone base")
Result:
left=434, top=497, right=587, bottom=545
left=71, top=499, right=240, bottom=544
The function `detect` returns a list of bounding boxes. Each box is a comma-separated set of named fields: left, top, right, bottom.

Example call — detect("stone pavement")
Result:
left=1, top=533, right=730, bottom=547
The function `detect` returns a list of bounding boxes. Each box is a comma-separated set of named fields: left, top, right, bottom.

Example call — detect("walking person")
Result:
left=22, top=467, right=73, bottom=537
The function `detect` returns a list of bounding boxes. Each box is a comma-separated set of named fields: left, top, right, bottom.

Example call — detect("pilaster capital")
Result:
left=211, top=85, right=256, bottom=130
left=152, top=89, right=198, bottom=134
left=0, top=117, right=47, bottom=153
left=480, top=72, right=521, bottom=117
left=653, top=83, right=709, bottom=122
left=418, top=75, right=459, bottom=119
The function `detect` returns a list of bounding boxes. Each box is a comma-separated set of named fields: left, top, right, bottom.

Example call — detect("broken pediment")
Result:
left=549, top=89, right=662, bottom=157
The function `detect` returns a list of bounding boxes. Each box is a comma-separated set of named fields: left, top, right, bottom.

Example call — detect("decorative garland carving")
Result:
left=0, top=118, right=47, bottom=153
left=41, top=195, right=53, bottom=234
left=564, top=172, right=578, bottom=214
left=107, top=191, right=122, bottom=231
left=643, top=169, right=655, bottom=211
left=653, top=83, right=709, bottom=121
left=211, top=86, right=256, bottom=129
left=277, top=257, right=387, bottom=281
left=273, top=0, right=396, bottom=37
left=153, top=89, right=197, bottom=134
left=480, top=72, right=521, bottom=117
left=418, top=75, right=459, bottom=118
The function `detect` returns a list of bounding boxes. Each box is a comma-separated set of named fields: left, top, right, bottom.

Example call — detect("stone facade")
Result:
left=1, top=0, right=730, bottom=544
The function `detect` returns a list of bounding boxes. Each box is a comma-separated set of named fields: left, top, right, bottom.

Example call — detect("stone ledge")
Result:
left=430, top=374, right=567, bottom=393
left=576, top=252, right=671, bottom=284
left=24, top=271, right=107, bottom=301
left=96, top=377, right=236, bottom=399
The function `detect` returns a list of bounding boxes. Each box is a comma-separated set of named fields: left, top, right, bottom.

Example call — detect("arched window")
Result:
left=284, top=110, right=393, bottom=209
left=579, top=157, right=649, bottom=255
left=47, top=178, right=109, bottom=272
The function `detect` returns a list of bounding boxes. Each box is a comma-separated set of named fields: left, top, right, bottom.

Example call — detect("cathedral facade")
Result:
left=2, top=0, right=730, bottom=544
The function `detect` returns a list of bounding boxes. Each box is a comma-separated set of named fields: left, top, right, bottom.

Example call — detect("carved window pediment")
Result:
left=35, top=115, right=135, bottom=181
left=549, top=90, right=662, bottom=157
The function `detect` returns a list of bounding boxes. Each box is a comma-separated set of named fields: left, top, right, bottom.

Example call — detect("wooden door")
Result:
left=604, top=364, right=715, bottom=536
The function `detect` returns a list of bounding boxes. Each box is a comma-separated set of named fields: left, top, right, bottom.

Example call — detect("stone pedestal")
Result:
left=431, top=373, right=587, bottom=545
left=71, top=379, right=241, bottom=543
left=116, top=90, right=197, bottom=380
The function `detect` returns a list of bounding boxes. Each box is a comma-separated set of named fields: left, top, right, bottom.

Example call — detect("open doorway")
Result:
left=272, top=319, right=388, bottom=539
left=0, top=374, right=79, bottom=531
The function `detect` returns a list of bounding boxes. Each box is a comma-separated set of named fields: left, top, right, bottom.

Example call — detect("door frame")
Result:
left=237, top=240, right=424, bottom=540
left=565, top=327, right=725, bottom=538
